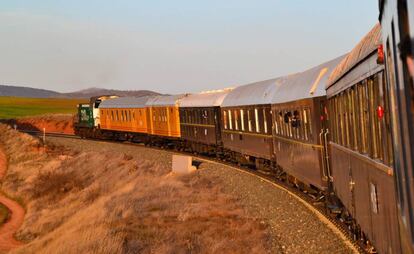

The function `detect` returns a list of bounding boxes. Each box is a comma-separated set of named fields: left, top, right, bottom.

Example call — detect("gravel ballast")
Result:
left=48, top=137, right=356, bottom=254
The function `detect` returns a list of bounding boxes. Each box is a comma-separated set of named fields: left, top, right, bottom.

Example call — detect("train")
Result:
left=73, top=17, right=414, bottom=254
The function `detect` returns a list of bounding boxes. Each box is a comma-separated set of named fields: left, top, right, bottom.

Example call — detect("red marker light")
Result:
left=377, top=106, right=384, bottom=119
left=377, top=44, right=384, bottom=64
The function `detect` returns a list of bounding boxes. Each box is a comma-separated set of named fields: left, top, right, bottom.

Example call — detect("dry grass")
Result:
left=0, top=124, right=270, bottom=254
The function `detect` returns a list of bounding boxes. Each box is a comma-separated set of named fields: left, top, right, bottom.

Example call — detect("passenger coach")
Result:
left=220, top=78, right=285, bottom=169
left=99, top=96, right=152, bottom=142
left=379, top=1, right=414, bottom=252
left=327, top=24, right=400, bottom=253
left=271, top=56, right=344, bottom=191
left=179, top=89, right=231, bottom=155
left=145, top=94, right=187, bottom=145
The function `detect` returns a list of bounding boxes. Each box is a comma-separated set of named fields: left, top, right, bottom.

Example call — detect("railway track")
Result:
left=20, top=129, right=365, bottom=253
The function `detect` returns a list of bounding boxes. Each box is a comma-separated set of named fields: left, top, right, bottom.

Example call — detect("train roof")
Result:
left=145, top=94, right=188, bottom=107
left=99, top=96, right=152, bottom=109
left=221, top=77, right=288, bottom=107
left=327, top=23, right=382, bottom=88
left=271, top=55, right=345, bottom=104
left=179, top=89, right=233, bottom=107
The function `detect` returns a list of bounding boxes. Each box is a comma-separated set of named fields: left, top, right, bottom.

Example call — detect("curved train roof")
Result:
left=271, top=55, right=345, bottom=104
left=327, top=23, right=382, bottom=88
left=179, top=89, right=232, bottom=107
left=145, top=94, right=188, bottom=107
left=99, top=96, right=152, bottom=109
left=221, top=77, right=288, bottom=107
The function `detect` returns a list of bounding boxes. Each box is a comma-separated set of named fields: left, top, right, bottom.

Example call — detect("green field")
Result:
left=0, top=97, right=88, bottom=119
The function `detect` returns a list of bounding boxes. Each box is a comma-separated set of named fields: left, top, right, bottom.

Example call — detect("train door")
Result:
left=318, top=98, right=332, bottom=187
left=214, top=107, right=222, bottom=147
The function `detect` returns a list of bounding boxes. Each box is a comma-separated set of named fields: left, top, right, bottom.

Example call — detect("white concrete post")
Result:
left=43, top=128, right=46, bottom=144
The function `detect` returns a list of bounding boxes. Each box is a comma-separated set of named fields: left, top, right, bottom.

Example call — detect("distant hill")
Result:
left=0, top=85, right=61, bottom=98
left=0, top=85, right=161, bottom=99
left=62, top=87, right=161, bottom=98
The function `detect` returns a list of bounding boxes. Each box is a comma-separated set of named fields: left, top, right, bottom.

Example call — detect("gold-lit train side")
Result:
left=99, top=96, right=150, bottom=134
left=145, top=95, right=187, bottom=138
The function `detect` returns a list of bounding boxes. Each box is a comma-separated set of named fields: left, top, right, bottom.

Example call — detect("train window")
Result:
left=360, top=81, right=370, bottom=154
left=274, top=111, right=279, bottom=135
left=203, top=110, right=208, bottom=123
left=248, top=110, right=252, bottom=132
left=338, top=94, right=343, bottom=145
left=116, top=111, right=119, bottom=121
left=235, top=110, right=239, bottom=130
left=228, top=110, right=233, bottom=130
left=223, top=110, right=228, bottom=129
left=299, top=109, right=305, bottom=140
left=374, top=74, right=385, bottom=162
left=330, top=98, right=336, bottom=143
left=240, top=109, right=245, bottom=131
left=255, top=108, right=260, bottom=133
left=350, top=88, right=358, bottom=150
left=345, top=91, right=353, bottom=149
left=285, top=111, right=292, bottom=138
left=263, top=109, right=268, bottom=134
left=278, top=111, right=284, bottom=136
left=303, top=109, right=308, bottom=140
left=334, top=97, right=338, bottom=143
left=368, top=78, right=379, bottom=158
left=304, top=108, right=312, bottom=140
left=196, top=109, right=200, bottom=123
left=345, top=91, right=351, bottom=147
left=381, top=71, right=394, bottom=166
left=292, top=110, right=300, bottom=128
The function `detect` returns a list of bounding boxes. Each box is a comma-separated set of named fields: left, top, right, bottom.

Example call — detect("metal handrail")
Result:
left=319, top=129, right=328, bottom=181
left=324, top=129, right=333, bottom=182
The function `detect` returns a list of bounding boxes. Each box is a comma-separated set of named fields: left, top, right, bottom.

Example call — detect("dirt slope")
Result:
left=1, top=114, right=74, bottom=134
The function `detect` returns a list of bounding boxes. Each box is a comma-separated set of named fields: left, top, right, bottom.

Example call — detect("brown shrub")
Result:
left=31, top=170, right=84, bottom=200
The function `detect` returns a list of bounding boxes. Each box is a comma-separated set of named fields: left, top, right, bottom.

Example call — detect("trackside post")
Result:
left=43, top=128, right=46, bottom=144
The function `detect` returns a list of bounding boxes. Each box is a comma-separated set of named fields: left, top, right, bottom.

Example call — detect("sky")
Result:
left=0, top=1, right=379, bottom=94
